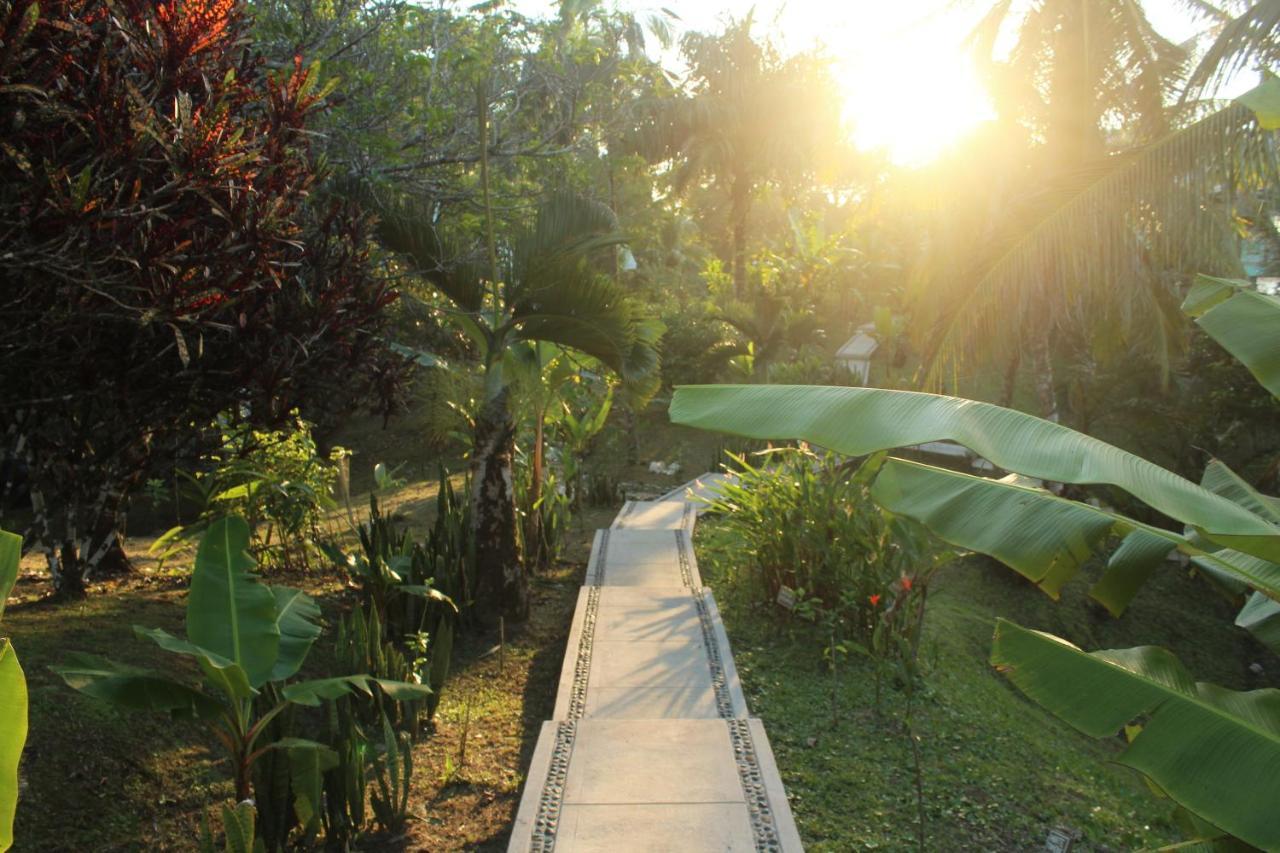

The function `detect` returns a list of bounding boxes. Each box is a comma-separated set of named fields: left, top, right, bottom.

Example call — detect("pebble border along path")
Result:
left=509, top=474, right=803, bottom=852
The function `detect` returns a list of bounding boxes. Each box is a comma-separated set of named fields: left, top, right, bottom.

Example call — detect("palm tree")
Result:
left=632, top=16, right=842, bottom=298
left=915, top=2, right=1278, bottom=412
left=1183, top=0, right=1280, bottom=98
left=370, top=191, right=662, bottom=621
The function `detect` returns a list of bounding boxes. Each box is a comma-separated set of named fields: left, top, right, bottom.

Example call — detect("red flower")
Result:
left=901, top=576, right=914, bottom=592
left=869, top=594, right=881, bottom=607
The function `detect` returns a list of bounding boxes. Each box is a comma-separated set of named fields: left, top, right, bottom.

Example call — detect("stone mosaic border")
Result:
left=564, top=586, right=601, bottom=721
left=728, top=719, right=784, bottom=851
left=675, top=529, right=695, bottom=588
left=528, top=721, right=577, bottom=853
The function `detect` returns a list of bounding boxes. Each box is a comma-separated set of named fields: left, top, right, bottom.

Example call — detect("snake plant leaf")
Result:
left=669, top=384, right=1280, bottom=562
left=0, top=529, right=21, bottom=852
left=134, top=627, right=254, bottom=702
left=187, top=517, right=280, bottom=688
left=867, top=458, right=1280, bottom=601
left=281, top=675, right=375, bottom=706
left=1182, top=276, right=1280, bottom=399
left=991, top=620, right=1280, bottom=849
left=268, top=587, right=321, bottom=683
left=52, top=653, right=222, bottom=719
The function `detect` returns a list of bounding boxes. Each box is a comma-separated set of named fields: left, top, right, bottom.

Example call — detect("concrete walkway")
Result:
left=509, top=475, right=802, bottom=852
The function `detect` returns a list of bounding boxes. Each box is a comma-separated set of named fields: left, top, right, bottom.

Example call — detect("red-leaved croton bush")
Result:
left=0, top=0, right=404, bottom=593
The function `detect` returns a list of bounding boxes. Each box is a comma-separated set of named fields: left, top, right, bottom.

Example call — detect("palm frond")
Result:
left=1184, top=0, right=1280, bottom=99
left=341, top=179, right=486, bottom=313
left=918, top=80, right=1280, bottom=389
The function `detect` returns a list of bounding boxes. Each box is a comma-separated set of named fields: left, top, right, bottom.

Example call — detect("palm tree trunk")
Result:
left=470, top=385, right=528, bottom=622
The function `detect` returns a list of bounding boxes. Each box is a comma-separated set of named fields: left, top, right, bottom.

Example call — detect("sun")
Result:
left=834, top=28, right=995, bottom=166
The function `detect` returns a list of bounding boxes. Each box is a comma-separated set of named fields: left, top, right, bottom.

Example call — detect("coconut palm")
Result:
left=916, top=32, right=1279, bottom=407
left=1183, top=0, right=1280, bottom=98
left=632, top=15, right=842, bottom=299
left=369, top=191, right=661, bottom=621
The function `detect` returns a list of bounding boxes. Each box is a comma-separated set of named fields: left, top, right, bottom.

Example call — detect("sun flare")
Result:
left=836, top=30, right=995, bottom=166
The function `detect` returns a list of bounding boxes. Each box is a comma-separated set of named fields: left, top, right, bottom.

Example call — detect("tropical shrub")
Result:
left=670, top=274, right=1280, bottom=849
left=156, top=413, right=344, bottom=570
left=0, top=529, right=24, bottom=853
left=705, top=448, right=921, bottom=642
left=0, top=0, right=402, bottom=594
left=53, top=517, right=430, bottom=849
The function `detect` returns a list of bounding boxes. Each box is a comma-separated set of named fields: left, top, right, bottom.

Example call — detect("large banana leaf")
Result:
left=134, top=627, right=253, bottom=702
left=268, top=587, right=321, bottom=683
left=1200, top=458, right=1280, bottom=526
left=991, top=620, right=1280, bottom=849
left=1182, top=276, right=1280, bottom=399
left=1236, top=592, right=1280, bottom=656
left=0, top=529, right=23, bottom=853
left=187, top=517, right=280, bottom=688
left=669, top=384, right=1280, bottom=562
left=868, top=458, right=1280, bottom=603
left=53, top=653, right=223, bottom=719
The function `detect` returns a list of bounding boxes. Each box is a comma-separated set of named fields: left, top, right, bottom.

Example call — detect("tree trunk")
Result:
left=1029, top=334, right=1059, bottom=422
left=730, top=174, right=750, bottom=299
left=999, top=349, right=1021, bottom=408
left=527, top=410, right=546, bottom=570
left=470, top=386, right=528, bottom=622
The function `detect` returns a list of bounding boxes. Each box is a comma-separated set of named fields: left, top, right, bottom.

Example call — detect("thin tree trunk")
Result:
left=471, top=385, right=528, bottom=622
left=528, top=407, right=546, bottom=570
left=730, top=174, right=749, bottom=299
left=1029, top=334, right=1059, bottom=422
left=999, top=349, right=1021, bottom=408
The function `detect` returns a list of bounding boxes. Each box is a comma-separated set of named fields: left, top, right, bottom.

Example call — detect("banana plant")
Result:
left=0, top=528, right=25, bottom=852
left=53, top=517, right=431, bottom=810
left=668, top=275, right=1280, bottom=848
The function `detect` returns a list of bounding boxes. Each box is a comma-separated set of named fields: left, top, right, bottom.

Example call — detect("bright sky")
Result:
left=513, top=1, right=1246, bottom=165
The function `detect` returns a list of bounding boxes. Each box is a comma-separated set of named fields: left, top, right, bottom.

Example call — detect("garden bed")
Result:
left=695, top=519, right=1279, bottom=851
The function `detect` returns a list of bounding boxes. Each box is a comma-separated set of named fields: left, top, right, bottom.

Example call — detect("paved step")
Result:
left=611, top=499, right=697, bottom=532
left=510, top=474, right=802, bottom=852
left=551, top=585, right=747, bottom=720
left=509, top=718, right=802, bottom=852
left=583, top=529, right=701, bottom=589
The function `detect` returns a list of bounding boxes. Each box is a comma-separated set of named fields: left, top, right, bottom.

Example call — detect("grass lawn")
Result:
left=696, top=519, right=1278, bottom=851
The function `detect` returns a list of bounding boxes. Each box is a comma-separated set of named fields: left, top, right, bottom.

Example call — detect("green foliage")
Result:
left=0, top=529, right=25, bottom=852
left=369, top=710, right=414, bottom=832
left=671, top=384, right=1280, bottom=568
left=54, top=517, right=431, bottom=849
left=155, top=413, right=343, bottom=571
left=705, top=448, right=917, bottom=640
left=1183, top=275, right=1280, bottom=398
left=991, top=620, right=1280, bottom=849
left=669, top=295, right=1280, bottom=844
left=322, top=494, right=458, bottom=644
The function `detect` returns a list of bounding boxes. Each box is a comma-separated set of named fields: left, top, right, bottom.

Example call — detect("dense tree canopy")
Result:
left=0, top=0, right=401, bottom=593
